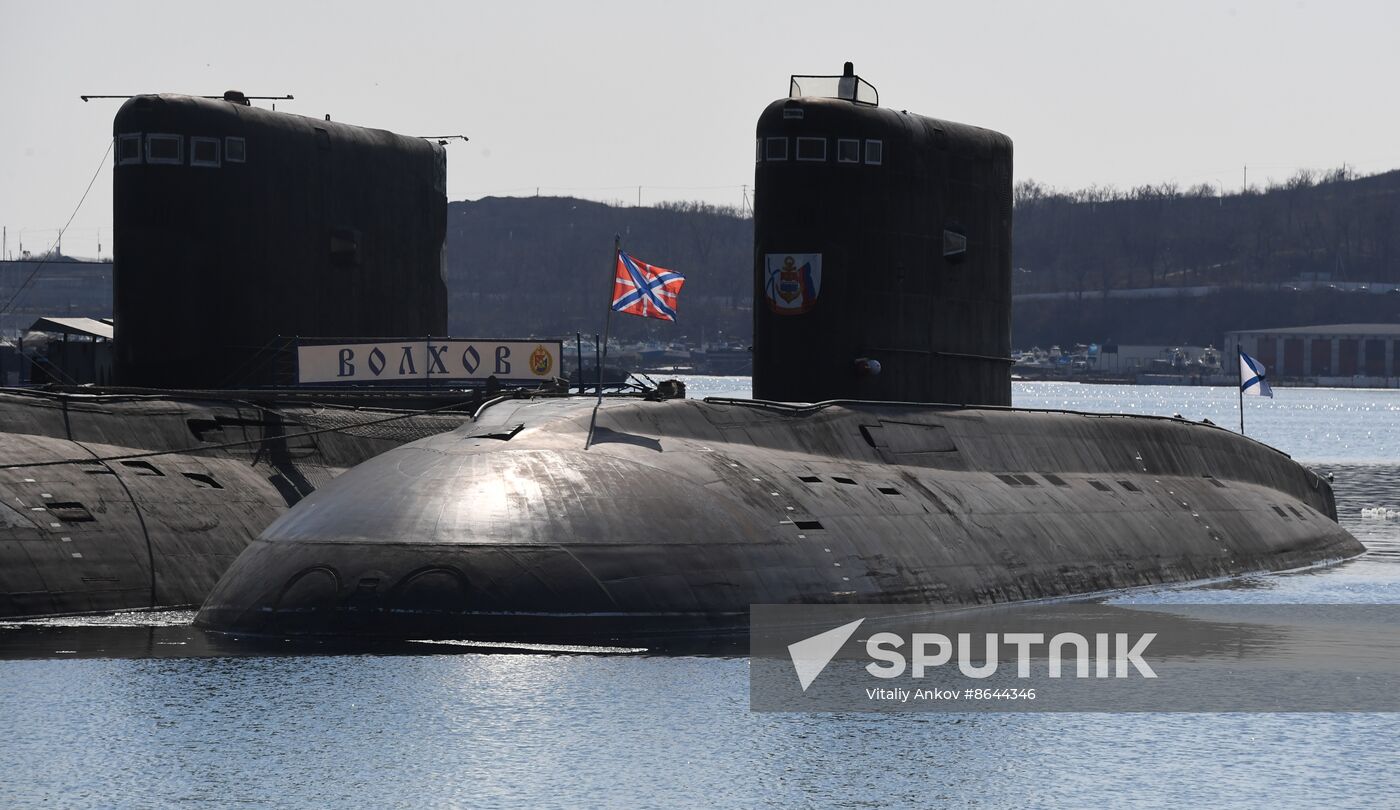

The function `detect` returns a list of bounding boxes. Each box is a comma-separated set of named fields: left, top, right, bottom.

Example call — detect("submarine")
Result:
left=0, top=92, right=475, bottom=618
left=195, top=65, right=1365, bottom=642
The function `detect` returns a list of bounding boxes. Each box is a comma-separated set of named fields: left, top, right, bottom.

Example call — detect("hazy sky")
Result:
left=3, top=0, right=1397, bottom=258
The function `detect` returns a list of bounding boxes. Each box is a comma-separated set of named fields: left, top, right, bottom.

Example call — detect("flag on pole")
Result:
left=1239, top=349, right=1274, bottom=398
left=611, top=251, right=685, bottom=321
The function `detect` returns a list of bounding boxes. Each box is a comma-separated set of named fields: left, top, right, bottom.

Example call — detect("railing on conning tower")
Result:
left=788, top=62, right=879, bottom=106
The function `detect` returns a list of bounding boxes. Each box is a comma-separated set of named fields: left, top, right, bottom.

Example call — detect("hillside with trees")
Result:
left=1011, top=168, right=1400, bottom=345
left=1011, top=167, right=1400, bottom=296
left=445, top=169, right=1400, bottom=348
left=10, top=169, right=1395, bottom=351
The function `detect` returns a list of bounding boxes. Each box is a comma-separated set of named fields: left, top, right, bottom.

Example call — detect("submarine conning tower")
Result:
left=753, top=63, right=1013, bottom=406
left=112, top=92, right=448, bottom=388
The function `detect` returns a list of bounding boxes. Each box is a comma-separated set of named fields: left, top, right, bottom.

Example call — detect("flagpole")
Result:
left=575, top=331, right=584, bottom=395
left=598, top=234, right=620, bottom=404
left=1238, top=347, right=1245, bottom=435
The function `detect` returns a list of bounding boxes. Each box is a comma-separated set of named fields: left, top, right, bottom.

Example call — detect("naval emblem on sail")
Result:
left=765, top=253, right=822, bottom=315
left=529, top=344, right=554, bottom=376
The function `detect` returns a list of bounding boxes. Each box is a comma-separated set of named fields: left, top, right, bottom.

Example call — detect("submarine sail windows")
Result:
left=864, top=139, right=883, bottom=165
left=190, top=137, right=220, bottom=168
left=837, top=139, right=860, bottom=163
left=146, top=133, right=183, bottom=165
left=226, top=137, right=246, bottom=163
left=765, top=137, right=788, bottom=161
left=116, top=134, right=142, bottom=165
left=796, top=137, right=826, bottom=161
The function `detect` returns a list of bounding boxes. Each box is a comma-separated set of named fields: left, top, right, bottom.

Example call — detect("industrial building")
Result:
left=1225, top=323, right=1400, bottom=387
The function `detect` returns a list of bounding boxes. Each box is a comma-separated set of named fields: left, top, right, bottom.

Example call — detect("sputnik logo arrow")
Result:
left=787, top=618, right=864, bottom=691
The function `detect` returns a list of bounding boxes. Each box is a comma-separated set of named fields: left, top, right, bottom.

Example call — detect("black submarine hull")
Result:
left=0, top=389, right=469, bottom=617
left=195, top=395, right=1362, bottom=642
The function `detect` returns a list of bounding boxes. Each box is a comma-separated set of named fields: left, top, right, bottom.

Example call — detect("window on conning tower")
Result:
left=190, top=137, right=220, bottom=168
left=837, top=139, right=860, bottom=163
left=796, top=137, right=826, bottom=161
left=146, top=133, right=183, bottom=165
left=226, top=137, right=246, bottom=163
left=116, top=133, right=142, bottom=165
left=765, top=137, right=787, bottom=161
left=864, top=139, right=883, bottom=165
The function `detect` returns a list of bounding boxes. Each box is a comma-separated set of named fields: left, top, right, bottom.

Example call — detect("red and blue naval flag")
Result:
left=611, top=251, right=685, bottom=321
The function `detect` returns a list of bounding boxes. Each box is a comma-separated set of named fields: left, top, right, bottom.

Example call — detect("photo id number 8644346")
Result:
left=957, top=688, right=1037, bottom=701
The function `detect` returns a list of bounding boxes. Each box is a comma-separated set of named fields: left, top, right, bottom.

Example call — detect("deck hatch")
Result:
left=120, top=460, right=164, bottom=476
left=467, top=423, right=524, bottom=441
left=182, top=472, right=224, bottom=489
left=47, top=502, right=96, bottom=523
left=861, top=421, right=957, bottom=454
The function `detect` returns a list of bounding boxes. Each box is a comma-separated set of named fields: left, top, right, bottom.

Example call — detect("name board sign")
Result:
left=296, top=340, right=563, bottom=385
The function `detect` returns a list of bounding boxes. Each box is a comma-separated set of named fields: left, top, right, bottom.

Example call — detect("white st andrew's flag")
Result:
left=1239, top=349, right=1274, bottom=398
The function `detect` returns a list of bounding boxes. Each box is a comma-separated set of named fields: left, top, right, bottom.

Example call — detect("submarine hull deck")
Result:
left=0, top=389, right=472, bottom=618
left=194, top=396, right=1363, bottom=642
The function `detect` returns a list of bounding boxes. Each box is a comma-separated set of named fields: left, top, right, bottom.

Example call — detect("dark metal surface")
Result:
left=196, top=396, right=1361, bottom=642
left=0, top=389, right=470, bottom=617
left=111, top=94, right=448, bottom=388
left=752, top=75, right=1013, bottom=406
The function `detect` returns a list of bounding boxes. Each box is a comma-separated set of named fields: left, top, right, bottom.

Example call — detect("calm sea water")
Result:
left=3, top=380, right=1398, bottom=808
